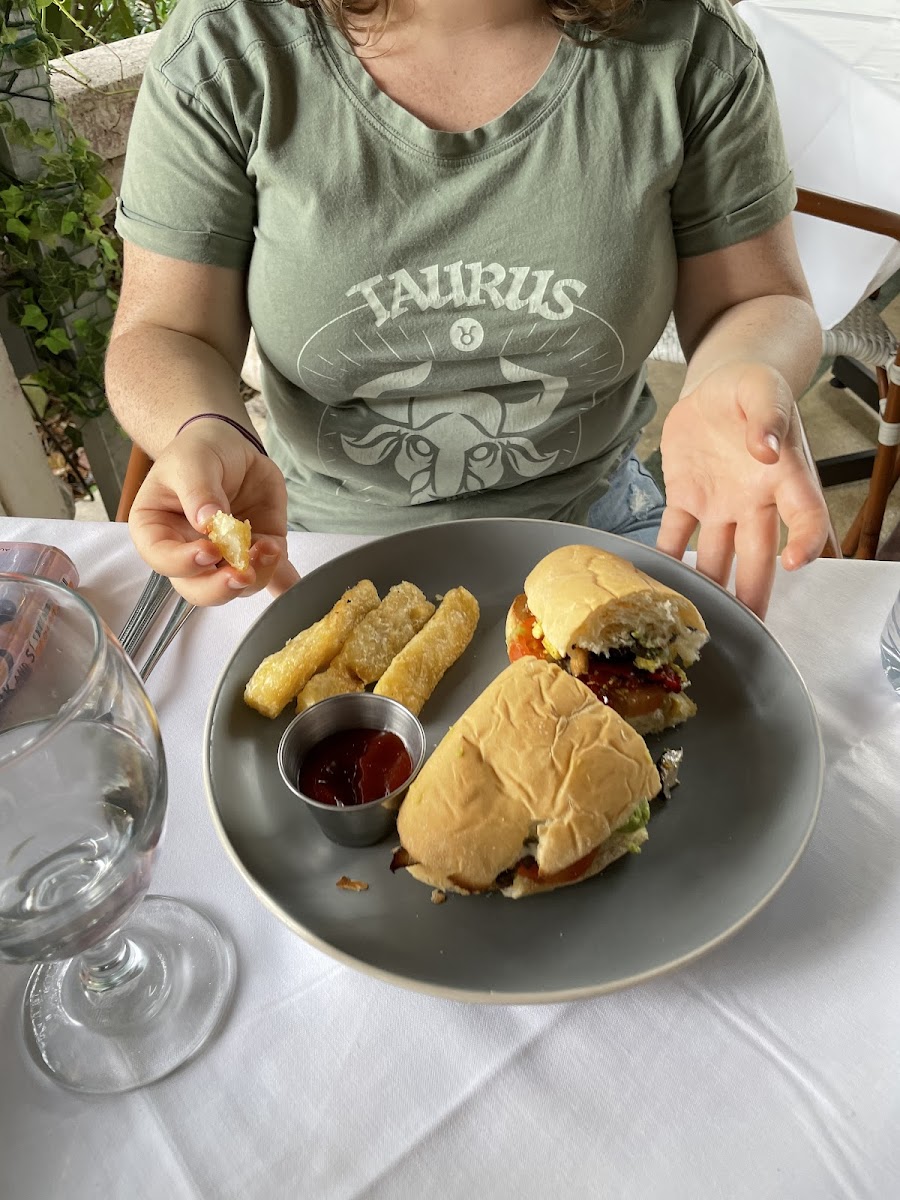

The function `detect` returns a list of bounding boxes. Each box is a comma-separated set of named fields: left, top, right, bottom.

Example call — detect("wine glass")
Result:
left=0, top=573, right=236, bottom=1093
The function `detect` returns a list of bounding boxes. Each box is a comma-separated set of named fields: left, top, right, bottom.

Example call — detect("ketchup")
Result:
left=297, top=728, right=413, bottom=807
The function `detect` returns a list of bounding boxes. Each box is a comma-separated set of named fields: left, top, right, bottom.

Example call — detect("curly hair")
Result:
left=295, top=1, right=643, bottom=45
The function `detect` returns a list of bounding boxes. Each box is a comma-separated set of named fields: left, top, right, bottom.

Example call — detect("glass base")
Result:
left=23, top=896, right=237, bottom=1094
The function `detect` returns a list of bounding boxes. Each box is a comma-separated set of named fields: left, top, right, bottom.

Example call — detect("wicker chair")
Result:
left=651, top=189, right=900, bottom=559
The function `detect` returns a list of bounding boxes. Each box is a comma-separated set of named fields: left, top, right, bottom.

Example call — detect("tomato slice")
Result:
left=507, top=594, right=549, bottom=663
left=516, top=847, right=599, bottom=886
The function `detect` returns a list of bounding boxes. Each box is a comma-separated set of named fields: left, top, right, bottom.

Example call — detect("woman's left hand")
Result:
left=656, top=361, right=831, bottom=618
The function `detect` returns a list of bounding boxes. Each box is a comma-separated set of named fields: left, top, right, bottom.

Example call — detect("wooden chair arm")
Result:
left=795, top=188, right=900, bottom=242
left=114, top=445, right=153, bottom=522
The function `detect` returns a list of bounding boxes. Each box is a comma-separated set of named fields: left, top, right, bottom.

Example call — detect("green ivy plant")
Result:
left=42, top=0, right=174, bottom=57
left=0, top=0, right=128, bottom=496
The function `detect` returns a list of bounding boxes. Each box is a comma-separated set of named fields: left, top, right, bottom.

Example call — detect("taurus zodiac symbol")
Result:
left=341, top=358, right=569, bottom=503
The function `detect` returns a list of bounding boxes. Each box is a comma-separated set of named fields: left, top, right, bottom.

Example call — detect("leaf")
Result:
left=2, top=242, right=30, bottom=269
left=37, top=328, right=73, bottom=355
left=20, top=304, right=48, bottom=332
left=59, top=210, right=80, bottom=235
left=6, top=216, right=30, bottom=240
left=12, top=42, right=47, bottom=70
left=7, top=118, right=35, bottom=148
left=0, top=186, right=24, bottom=214
left=32, top=128, right=59, bottom=151
left=21, top=376, right=49, bottom=417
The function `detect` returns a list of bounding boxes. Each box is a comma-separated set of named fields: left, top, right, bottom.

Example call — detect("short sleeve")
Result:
left=116, top=56, right=255, bottom=270
left=671, top=49, right=796, bottom=258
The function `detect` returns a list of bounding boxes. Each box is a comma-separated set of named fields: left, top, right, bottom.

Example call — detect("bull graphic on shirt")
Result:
left=340, top=357, right=569, bottom=504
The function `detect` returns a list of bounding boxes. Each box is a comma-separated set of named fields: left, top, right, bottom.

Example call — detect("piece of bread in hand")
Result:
left=205, top=510, right=251, bottom=573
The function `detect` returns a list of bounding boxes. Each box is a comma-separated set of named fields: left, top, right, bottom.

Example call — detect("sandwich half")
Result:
left=392, top=656, right=662, bottom=898
left=506, top=544, right=708, bottom=735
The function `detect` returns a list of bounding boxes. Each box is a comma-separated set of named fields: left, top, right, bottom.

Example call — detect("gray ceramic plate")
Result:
left=204, top=519, right=823, bottom=1003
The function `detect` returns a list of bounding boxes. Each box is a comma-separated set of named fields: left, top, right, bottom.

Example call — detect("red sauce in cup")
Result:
left=297, top=728, right=413, bottom=807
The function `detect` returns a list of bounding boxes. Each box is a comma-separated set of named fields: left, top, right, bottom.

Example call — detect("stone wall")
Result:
left=52, top=31, right=265, bottom=396
left=50, top=32, right=160, bottom=211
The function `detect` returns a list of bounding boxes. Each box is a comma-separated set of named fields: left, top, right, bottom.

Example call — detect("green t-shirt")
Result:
left=116, top=0, right=795, bottom=534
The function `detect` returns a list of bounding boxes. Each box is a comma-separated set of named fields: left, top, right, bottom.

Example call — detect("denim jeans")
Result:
left=585, top=455, right=666, bottom=548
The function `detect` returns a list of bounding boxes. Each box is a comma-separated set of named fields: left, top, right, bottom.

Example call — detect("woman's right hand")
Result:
left=128, top=422, right=299, bottom=606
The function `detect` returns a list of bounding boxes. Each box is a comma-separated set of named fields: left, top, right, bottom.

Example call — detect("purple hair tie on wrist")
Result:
left=176, top=412, right=267, bottom=457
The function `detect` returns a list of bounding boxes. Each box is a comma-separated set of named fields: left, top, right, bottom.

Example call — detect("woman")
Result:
left=107, top=0, right=830, bottom=617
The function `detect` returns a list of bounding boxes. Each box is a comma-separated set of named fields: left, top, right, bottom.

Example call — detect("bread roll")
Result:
left=505, top=546, right=708, bottom=734
left=522, top=544, right=707, bottom=664
left=395, top=657, right=660, bottom=898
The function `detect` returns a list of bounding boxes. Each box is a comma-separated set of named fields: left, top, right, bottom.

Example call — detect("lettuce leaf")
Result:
left=616, top=799, right=651, bottom=835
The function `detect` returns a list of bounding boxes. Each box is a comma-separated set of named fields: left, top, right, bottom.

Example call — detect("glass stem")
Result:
left=78, top=932, right=147, bottom=993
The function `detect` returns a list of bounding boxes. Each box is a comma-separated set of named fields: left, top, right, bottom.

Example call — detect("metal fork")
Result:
left=138, top=597, right=196, bottom=681
left=118, top=572, right=174, bottom=660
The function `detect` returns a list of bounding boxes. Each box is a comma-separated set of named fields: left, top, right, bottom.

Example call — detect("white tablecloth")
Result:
left=1, top=519, right=899, bottom=1199
left=738, top=0, right=900, bottom=328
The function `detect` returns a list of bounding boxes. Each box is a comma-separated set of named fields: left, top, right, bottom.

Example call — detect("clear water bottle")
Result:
left=881, top=589, right=900, bottom=694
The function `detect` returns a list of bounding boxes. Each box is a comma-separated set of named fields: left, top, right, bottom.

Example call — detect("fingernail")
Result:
left=196, top=504, right=220, bottom=528
left=259, top=552, right=278, bottom=567
left=227, top=577, right=249, bottom=591
left=195, top=550, right=219, bottom=567
left=765, top=434, right=780, bottom=455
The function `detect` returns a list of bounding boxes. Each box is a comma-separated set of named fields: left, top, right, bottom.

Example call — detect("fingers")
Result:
left=266, top=553, right=301, bottom=597
left=128, top=507, right=223, bottom=577
left=656, top=506, right=698, bottom=561
left=781, top=506, right=830, bottom=571
left=128, top=448, right=228, bottom=571
left=171, top=480, right=230, bottom=537
left=740, top=368, right=793, bottom=467
left=777, top=464, right=831, bottom=570
left=126, top=436, right=294, bottom=605
left=171, top=541, right=298, bottom=607
left=249, top=537, right=297, bottom=595
left=733, top=506, right=779, bottom=618
left=695, top=522, right=736, bottom=590
left=170, top=566, right=258, bottom=608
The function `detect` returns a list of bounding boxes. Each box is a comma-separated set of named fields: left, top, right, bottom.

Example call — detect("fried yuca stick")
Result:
left=297, top=666, right=365, bottom=710
left=205, top=510, right=251, bottom=572
left=296, top=582, right=435, bottom=711
left=340, top=581, right=435, bottom=684
left=244, top=580, right=379, bottom=718
left=374, top=586, right=479, bottom=716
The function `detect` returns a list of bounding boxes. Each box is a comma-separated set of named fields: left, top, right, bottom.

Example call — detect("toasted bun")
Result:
left=396, top=657, right=661, bottom=896
left=522, top=545, right=708, bottom=665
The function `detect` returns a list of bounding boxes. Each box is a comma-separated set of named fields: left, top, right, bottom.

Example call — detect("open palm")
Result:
left=657, top=362, right=830, bottom=617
